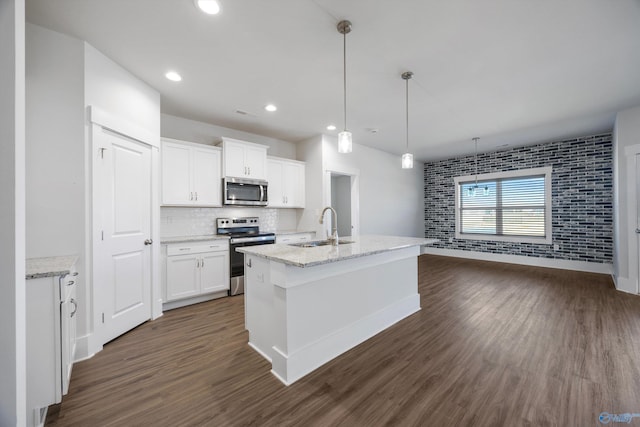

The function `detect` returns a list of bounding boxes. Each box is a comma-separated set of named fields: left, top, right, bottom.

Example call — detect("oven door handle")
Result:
left=230, top=236, right=275, bottom=244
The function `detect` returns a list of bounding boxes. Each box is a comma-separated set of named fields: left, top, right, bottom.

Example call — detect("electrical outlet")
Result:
left=554, top=244, right=559, bottom=251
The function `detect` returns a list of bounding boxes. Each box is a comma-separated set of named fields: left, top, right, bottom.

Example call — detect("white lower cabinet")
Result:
left=276, top=232, right=316, bottom=244
left=163, top=240, right=230, bottom=308
left=26, top=264, right=78, bottom=427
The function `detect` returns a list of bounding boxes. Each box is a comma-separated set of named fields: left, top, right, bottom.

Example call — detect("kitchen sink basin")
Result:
left=290, top=239, right=353, bottom=248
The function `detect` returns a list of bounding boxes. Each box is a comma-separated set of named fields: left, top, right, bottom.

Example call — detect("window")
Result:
left=454, top=167, right=552, bottom=244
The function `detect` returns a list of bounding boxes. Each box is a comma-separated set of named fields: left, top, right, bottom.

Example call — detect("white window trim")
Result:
left=454, top=167, right=553, bottom=244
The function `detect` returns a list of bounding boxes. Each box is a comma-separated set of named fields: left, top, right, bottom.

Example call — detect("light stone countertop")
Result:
left=236, top=235, right=438, bottom=268
left=160, top=235, right=230, bottom=244
left=26, top=255, right=78, bottom=279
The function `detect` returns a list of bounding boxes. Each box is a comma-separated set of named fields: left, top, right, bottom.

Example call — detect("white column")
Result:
left=0, top=0, right=26, bottom=425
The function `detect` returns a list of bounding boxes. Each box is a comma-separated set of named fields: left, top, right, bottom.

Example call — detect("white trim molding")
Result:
left=454, top=166, right=553, bottom=245
left=423, top=247, right=613, bottom=275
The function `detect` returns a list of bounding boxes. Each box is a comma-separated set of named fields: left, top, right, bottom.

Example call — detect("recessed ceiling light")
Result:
left=264, top=104, right=277, bottom=112
left=195, top=0, right=221, bottom=15
left=326, top=125, right=337, bottom=131
left=165, top=71, right=182, bottom=82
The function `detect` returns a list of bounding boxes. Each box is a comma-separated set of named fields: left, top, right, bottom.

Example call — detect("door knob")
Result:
left=144, top=239, right=153, bottom=245
left=636, top=229, right=640, bottom=234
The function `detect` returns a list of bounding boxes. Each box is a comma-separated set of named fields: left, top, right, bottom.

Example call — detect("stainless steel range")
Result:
left=217, top=217, right=275, bottom=296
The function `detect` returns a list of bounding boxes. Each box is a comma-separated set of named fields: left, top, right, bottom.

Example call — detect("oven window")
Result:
left=227, top=182, right=262, bottom=201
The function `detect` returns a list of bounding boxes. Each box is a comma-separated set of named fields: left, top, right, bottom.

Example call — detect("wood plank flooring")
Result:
left=46, top=255, right=640, bottom=426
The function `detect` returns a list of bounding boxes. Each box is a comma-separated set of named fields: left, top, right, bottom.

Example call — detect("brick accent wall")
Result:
left=424, top=133, right=613, bottom=264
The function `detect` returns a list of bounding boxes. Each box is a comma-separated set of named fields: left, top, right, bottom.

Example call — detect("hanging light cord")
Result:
left=343, top=29, right=347, bottom=131
left=405, top=76, right=409, bottom=151
left=473, top=137, right=479, bottom=188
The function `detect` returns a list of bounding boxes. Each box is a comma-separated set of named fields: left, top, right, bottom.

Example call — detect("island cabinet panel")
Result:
left=267, top=157, right=305, bottom=208
left=161, top=138, right=222, bottom=207
left=243, top=245, right=422, bottom=385
left=219, top=137, right=268, bottom=180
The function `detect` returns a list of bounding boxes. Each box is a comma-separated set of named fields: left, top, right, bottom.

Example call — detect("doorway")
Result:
left=331, top=174, right=352, bottom=237
left=92, top=124, right=153, bottom=347
left=324, top=168, right=359, bottom=238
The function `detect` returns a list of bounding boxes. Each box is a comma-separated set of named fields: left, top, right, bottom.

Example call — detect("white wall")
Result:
left=296, top=135, right=325, bottom=237
left=323, top=135, right=425, bottom=238
left=0, top=0, right=26, bottom=425
left=613, top=104, right=640, bottom=293
left=25, top=24, right=87, bottom=350
left=161, top=113, right=297, bottom=159
left=85, top=44, right=160, bottom=145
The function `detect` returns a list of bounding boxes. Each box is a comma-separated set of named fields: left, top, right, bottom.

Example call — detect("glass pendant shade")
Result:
left=401, top=152, right=414, bottom=169
left=338, top=131, right=353, bottom=153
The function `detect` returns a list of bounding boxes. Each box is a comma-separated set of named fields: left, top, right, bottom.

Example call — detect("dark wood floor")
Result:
left=46, top=255, right=640, bottom=426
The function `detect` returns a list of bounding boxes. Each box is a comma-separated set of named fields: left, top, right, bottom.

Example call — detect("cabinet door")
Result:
left=193, top=147, right=221, bottom=206
left=283, top=162, right=305, bottom=208
left=267, top=159, right=285, bottom=207
left=244, top=145, right=267, bottom=180
left=61, top=282, right=77, bottom=396
left=200, top=251, right=230, bottom=294
left=166, top=254, right=200, bottom=301
left=162, top=142, right=192, bottom=205
left=223, top=142, right=246, bottom=178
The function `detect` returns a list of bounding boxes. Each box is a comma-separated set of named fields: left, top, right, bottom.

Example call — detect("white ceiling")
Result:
left=26, top=0, right=640, bottom=161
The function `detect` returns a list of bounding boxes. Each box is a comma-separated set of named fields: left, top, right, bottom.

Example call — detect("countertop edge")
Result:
left=26, top=255, right=79, bottom=280
left=237, top=237, right=439, bottom=268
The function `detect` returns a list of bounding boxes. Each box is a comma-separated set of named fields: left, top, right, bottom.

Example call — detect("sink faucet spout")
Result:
left=319, top=206, right=339, bottom=246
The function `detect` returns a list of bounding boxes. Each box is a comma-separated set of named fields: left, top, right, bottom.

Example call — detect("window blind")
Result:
left=459, top=175, right=546, bottom=238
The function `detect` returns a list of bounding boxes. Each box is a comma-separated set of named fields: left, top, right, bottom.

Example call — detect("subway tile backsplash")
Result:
left=424, top=133, right=613, bottom=264
left=161, top=207, right=296, bottom=237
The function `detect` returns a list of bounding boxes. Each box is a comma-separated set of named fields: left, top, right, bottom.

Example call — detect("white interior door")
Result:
left=99, top=130, right=152, bottom=344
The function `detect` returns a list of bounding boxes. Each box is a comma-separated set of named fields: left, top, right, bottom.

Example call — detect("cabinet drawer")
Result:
left=167, top=241, right=229, bottom=256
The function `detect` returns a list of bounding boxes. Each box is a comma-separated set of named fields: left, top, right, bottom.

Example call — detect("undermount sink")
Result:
left=290, top=239, right=354, bottom=248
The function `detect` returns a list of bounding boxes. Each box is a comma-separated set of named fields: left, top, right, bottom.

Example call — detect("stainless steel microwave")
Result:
left=223, top=177, right=268, bottom=206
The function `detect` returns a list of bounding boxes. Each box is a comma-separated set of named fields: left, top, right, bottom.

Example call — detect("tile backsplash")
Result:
left=161, top=207, right=297, bottom=237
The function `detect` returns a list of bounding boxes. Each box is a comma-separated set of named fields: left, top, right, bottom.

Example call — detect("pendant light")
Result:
left=469, top=137, right=489, bottom=197
left=401, top=71, right=414, bottom=169
left=337, top=20, right=352, bottom=153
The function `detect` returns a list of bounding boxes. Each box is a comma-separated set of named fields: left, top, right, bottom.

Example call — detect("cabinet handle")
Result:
left=72, top=272, right=79, bottom=277
left=195, top=192, right=198, bottom=201
left=248, top=167, right=251, bottom=175
left=67, top=280, right=75, bottom=286
left=70, top=298, right=78, bottom=318
left=179, top=248, right=191, bottom=251
left=196, top=259, right=200, bottom=268
left=201, top=258, right=204, bottom=267
left=190, top=192, right=193, bottom=201
left=246, top=258, right=252, bottom=268
left=144, top=239, right=153, bottom=245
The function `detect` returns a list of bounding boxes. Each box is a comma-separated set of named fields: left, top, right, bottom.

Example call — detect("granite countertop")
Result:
left=160, top=235, right=230, bottom=244
left=274, top=230, right=316, bottom=235
left=237, top=235, right=439, bottom=268
left=26, top=255, right=78, bottom=279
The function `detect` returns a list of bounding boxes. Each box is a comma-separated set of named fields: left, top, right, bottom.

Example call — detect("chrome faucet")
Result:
left=319, top=206, right=339, bottom=246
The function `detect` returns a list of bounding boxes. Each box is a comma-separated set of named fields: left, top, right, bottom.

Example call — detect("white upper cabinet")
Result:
left=267, top=157, right=305, bottom=208
left=219, top=137, right=268, bottom=180
left=161, top=138, right=221, bottom=206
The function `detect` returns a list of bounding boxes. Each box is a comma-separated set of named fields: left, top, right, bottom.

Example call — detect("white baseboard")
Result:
left=74, top=333, right=95, bottom=362
left=422, top=247, right=613, bottom=275
left=612, top=275, right=638, bottom=294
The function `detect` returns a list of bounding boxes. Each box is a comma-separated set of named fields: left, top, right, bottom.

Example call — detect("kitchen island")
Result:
left=237, top=235, right=438, bottom=385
